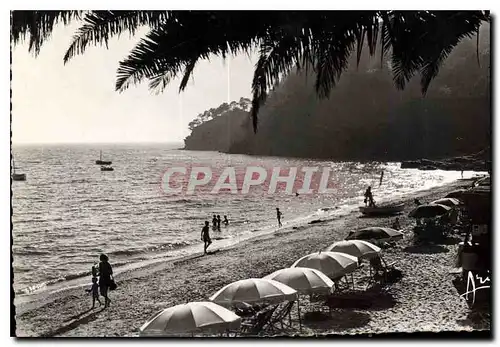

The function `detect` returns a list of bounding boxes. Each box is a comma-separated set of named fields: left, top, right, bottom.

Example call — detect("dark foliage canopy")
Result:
left=11, top=10, right=490, bottom=132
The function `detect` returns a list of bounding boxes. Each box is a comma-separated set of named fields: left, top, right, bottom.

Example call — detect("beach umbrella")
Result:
left=345, top=227, right=404, bottom=242
left=210, top=278, right=297, bottom=306
left=430, top=198, right=460, bottom=207
left=263, top=267, right=334, bottom=294
left=263, top=267, right=333, bottom=331
left=139, top=301, right=241, bottom=336
left=291, top=251, right=358, bottom=278
left=325, top=240, right=381, bottom=260
left=409, top=204, right=451, bottom=219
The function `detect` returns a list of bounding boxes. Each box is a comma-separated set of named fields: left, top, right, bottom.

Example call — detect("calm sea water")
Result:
left=12, top=143, right=471, bottom=297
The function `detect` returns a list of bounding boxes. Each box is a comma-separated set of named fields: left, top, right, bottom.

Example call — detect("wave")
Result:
left=13, top=249, right=51, bottom=256
left=15, top=261, right=132, bottom=295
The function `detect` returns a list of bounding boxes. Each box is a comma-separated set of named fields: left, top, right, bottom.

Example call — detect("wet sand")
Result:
left=15, top=179, right=489, bottom=337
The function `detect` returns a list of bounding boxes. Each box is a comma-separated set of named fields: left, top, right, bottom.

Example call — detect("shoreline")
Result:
left=15, top=178, right=484, bottom=337
left=14, top=170, right=474, bottom=304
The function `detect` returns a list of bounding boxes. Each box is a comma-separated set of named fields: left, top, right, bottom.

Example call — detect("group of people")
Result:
left=211, top=214, right=229, bottom=231
left=200, top=214, right=230, bottom=254
left=86, top=254, right=114, bottom=309
left=201, top=208, right=286, bottom=255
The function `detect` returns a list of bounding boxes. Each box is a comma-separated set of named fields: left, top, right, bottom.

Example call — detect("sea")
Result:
left=11, top=143, right=481, bottom=303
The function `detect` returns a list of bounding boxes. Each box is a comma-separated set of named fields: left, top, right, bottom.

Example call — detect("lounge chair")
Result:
left=369, top=256, right=397, bottom=284
left=239, top=305, right=278, bottom=336
left=265, top=301, right=295, bottom=332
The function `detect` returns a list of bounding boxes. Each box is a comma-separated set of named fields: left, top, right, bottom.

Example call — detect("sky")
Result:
left=11, top=21, right=258, bottom=144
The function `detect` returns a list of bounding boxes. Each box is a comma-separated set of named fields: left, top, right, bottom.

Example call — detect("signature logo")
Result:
left=460, top=271, right=491, bottom=304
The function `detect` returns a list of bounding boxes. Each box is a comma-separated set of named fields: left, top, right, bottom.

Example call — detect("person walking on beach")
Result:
left=201, top=221, right=212, bottom=254
left=86, top=277, right=102, bottom=309
left=216, top=215, right=222, bottom=231
left=98, top=254, right=113, bottom=308
left=276, top=208, right=283, bottom=228
left=223, top=215, right=229, bottom=226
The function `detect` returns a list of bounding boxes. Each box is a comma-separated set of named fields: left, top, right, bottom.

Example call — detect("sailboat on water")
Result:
left=95, top=150, right=112, bottom=165
left=12, top=156, right=26, bottom=181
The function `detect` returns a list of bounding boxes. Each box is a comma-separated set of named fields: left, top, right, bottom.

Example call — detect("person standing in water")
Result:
left=216, top=215, right=222, bottom=231
left=223, top=215, right=229, bottom=226
left=201, top=221, right=212, bottom=254
left=212, top=215, right=217, bottom=229
left=276, top=208, right=283, bottom=227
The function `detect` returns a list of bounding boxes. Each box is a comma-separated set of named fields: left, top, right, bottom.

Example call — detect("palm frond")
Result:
left=116, top=12, right=267, bottom=92
left=250, top=32, right=310, bottom=132
left=11, top=10, right=82, bottom=55
left=179, top=59, right=198, bottom=92
left=64, top=10, right=170, bottom=63
left=313, top=33, right=355, bottom=98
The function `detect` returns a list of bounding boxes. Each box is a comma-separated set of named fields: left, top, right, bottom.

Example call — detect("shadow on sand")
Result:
left=456, top=307, right=491, bottom=331
left=325, top=287, right=397, bottom=311
left=302, top=310, right=371, bottom=331
left=403, top=244, right=449, bottom=254
left=41, top=307, right=107, bottom=337
left=358, top=213, right=403, bottom=220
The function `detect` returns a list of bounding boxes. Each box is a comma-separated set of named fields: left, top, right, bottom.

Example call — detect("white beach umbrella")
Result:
left=209, top=278, right=297, bottom=306
left=430, top=197, right=460, bottom=207
left=291, top=251, right=358, bottom=278
left=263, top=267, right=333, bottom=332
left=139, top=301, right=241, bottom=336
left=263, top=267, right=334, bottom=294
left=325, top=240, right=381, bottom=260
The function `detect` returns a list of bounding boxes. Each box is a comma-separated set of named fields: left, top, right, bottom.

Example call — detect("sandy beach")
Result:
left=14, top=179, right=490, bottom=337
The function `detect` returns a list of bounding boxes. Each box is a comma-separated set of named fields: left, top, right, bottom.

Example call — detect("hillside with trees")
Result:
left=184, top=24, right=490, bottom=162
left=183, top=98, right=251, bottom=151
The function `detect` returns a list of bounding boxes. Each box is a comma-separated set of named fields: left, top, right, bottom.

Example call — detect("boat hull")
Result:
left=96, top=160, right=112, bottom=165
left=359, top=203, right=405, bottom=216
left=12, top=173, right=26, bottom=181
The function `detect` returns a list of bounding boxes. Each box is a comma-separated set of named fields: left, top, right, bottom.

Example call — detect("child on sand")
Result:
left=86, top=277, right=102, bottom=309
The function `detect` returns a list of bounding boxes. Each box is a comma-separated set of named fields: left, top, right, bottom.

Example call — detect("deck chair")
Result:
left=369, top=256, right=397, bottom=285
left=265, top=301, right=295, bottom=332
left=239, top=305, right=277, bottom=336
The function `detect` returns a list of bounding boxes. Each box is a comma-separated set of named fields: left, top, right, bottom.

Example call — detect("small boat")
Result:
left=95, top=150, right=112, bottom=165
left=101, top=166, right=114, bottom=172
left=12, top=157, right=26, bottom=181
left=359, top=203, right=405, bottom=216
